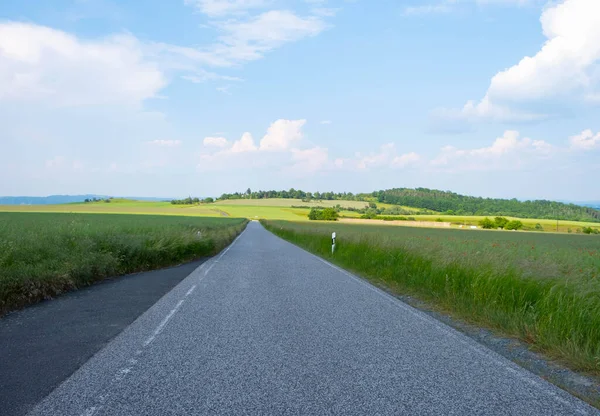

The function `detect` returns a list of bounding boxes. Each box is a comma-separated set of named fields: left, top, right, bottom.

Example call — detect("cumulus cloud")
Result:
left=203, top=136, right=229, bottom=147
left=259, top=119, right=306, bottom=151
left=0, top=22, right=166, bottom=107
left=231, top=132, right=258, bottom=152
left=391, top=152, right=421, bottom=168
left=338, top=143, right=421, bottom=171
left=356, top=143, right=396, bottom=170
left=431, top=130, right=554, bottom=170
left=435, top=0, right=600, bottom=123
left=569, top=129, right=600, bottom=150
left=289, top=146, right=329, bottom=173
left=147, top=139, right=182, bottom=147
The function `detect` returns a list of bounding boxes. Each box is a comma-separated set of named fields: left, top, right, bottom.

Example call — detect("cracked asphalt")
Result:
left=27, top=221, right=599, bottom=415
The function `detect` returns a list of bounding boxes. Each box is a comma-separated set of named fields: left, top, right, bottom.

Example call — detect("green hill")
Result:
left=372, top=188, right=600, bottom=223
left=218, top=188, right=600, bottom=223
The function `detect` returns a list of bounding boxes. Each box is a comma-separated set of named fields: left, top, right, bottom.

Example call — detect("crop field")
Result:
left=0, top=213, right=247, bottom=315
left=411, top=214, right=600, bottom=233
left=216, top=198, right=370, bottom=209
left=0, top=199, right=362, bottom=221
left=2, top=199, right=598, bottom=232
left=262, top=220, right=600, bottom=373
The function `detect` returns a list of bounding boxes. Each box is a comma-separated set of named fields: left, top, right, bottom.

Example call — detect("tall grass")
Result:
left=262, top=220, right=600, bottom=373
left=0, top=213, right=247, bottom=315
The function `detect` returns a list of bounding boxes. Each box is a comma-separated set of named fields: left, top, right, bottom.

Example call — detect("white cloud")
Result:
left=404, top=0, right=536, bottom=15
left=203, top=136, right=229, bottom=147
left=356, top=143, right=396, bottom=170
left=214, top=10, right=327, bottom=64
left=231, top=132, right=258, bottom=152
left=181, top=69, right=243, bottom=83
left=438, top=0, right=600, bottom=123
left=431, top=130, right=554, bottom=170
left=147, top=139, right=182, bottom=147
left=569, top=129, right=600, bottom=150
left=184, top=0, right=268, bottom=17
left=290, top=146, right=329, bottom=173
left=259, top=119, right=306, bottom=151
left=0, top=22, right=166, bottom=107
left=391, top=152, right=421, bottom=168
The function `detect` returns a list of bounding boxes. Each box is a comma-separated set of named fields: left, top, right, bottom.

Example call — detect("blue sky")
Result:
left=1, top=0, right=599, bottom=200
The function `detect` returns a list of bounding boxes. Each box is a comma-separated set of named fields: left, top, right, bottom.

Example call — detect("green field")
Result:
left=262, top=220, right=600, bottom=374
left=0, top=213, right=247, bottom=315
left=0, top=199, right=361, bottom=221
left=2, top=198, right=598, bottom=232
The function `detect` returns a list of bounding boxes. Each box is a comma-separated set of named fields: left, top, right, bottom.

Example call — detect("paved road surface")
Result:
left=28, top=222, right=598, bottom=415
left=0, top=260, right=206, bottom=416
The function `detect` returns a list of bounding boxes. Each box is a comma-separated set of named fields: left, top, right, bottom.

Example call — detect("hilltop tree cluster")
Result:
left=216, top=187, right=600, bottom=223
left=84, top=197, right=112, bottom=203
left=219, top=188, right=365, bottom=202
left=170, top=197, right=214, bottom=205
left=372, top=188, right=600, bottom=223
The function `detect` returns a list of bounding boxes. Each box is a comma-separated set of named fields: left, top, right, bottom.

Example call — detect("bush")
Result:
left=494, top=217, right=509, bottom=229
left=506, top=220, right=524, bottom=230
left=582, top=227, right=599, bottom=235
left=479, top=217, right=495, bottom=229
left=535, top=223, right=544, bottom=231
left=308, top=208, right=339, bottom=221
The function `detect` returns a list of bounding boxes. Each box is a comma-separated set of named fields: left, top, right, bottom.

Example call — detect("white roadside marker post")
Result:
left=332, top=232, right=336, bottom=254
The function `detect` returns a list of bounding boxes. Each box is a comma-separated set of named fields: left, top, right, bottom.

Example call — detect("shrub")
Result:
left=535, top=223, right=544, bottom=231
left=495, top=217, right=509, bottom=229
left=506, top=220, right=524, bottom=230
left=479, top=217, right=495, bottom=229
left=308, top=208, right=339, bottom=221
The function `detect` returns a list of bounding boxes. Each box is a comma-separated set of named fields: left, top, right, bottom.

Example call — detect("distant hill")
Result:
left=373, top=188, right=600, bottom=223
left=219, top=188, right=600, bottom=223
left=0, top=195, right=170, bottom=205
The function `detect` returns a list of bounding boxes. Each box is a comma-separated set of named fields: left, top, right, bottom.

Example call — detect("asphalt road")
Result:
left=28, top=222, right=598, bottom=415
left=0, top=259, right=206, bottom=416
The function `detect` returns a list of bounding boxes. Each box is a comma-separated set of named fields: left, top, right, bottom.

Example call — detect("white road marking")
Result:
left=144, top=299, right=185, bottom=347
left=80, top=227, right=250, bottom=416
left=185, top=285, right=197, bottom=297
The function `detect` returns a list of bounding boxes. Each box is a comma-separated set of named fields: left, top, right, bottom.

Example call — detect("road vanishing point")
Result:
left=26, top=222, right=599, bottom=415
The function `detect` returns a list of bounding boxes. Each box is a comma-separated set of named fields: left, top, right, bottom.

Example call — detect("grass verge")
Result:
left=262, top=219, right=600, bottom=375
left=0, top=213, right=248, bottom=315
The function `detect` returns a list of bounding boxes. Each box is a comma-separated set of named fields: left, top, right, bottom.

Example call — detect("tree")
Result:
left=308, top=208, right=321, bottom=220
left=320, top=208, right=339, bottom=221
left=203, top=197, right=214, bottom=203
left=479, top=217, right=495, bottom=229
left=494, top=217, right=509, bottom=229
left=308, top=207, right=339, bottom=221
left=505, top=220, right=524, bottom=230
left=368, top=202, right=377, bottom=209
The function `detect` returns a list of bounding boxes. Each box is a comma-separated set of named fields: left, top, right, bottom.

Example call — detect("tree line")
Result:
left=219, top=188, right=367, bottom=202
left=372, top=188, right=600, bottom=223
left=170, top=197, right=214, bottom=205
left=216, top=187, right=600, bottom=223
